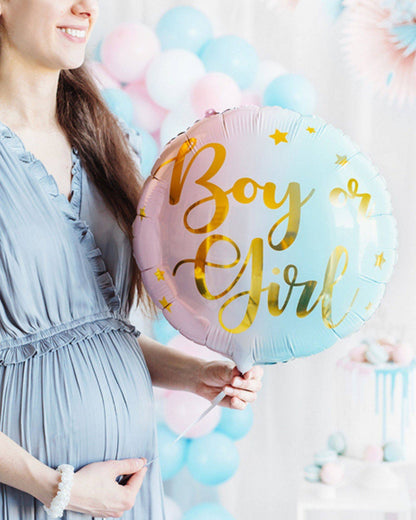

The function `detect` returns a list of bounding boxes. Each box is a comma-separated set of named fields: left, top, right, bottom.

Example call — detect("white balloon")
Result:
left=251, top=59, right=288, bottom=95
left=160, top=94, right=199, bottom=147
left=146, top=49, right=206, bottom=110
left=164, top=496, right=182, bottom=520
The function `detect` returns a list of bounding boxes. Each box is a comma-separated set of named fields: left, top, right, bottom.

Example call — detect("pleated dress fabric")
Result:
left=0, top=118, right=166, bottom=519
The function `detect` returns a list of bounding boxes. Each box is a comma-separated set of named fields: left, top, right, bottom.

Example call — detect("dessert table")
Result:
left=297, top=457, right=412, bottom=520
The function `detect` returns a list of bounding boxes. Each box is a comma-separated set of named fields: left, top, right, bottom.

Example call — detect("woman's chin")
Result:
left=57, top=56, right=86, bottom=71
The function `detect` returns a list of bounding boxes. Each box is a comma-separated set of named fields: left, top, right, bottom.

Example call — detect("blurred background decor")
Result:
left=87, top=1, right=416, bottom=518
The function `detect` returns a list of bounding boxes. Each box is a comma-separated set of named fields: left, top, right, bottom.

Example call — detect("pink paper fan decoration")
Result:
left=341, top=0, right=416, bottom=107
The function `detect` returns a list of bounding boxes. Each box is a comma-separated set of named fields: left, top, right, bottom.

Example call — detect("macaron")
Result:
left=365, top=342, right=389, bottom=365
left=349, top=343, right=367, bottom=363
left=363, top=444, right=384, bottom=463
left=327, top=431, right=346, bottom=455
left=314, top=448, right=338, bottom=467
left=383, top=441, right=404, bottom=462
left=392, top=343, right=414, bottom=366
left=320, top=462, right=344, bottom=485
left=304, top=464, right=321, bottom=483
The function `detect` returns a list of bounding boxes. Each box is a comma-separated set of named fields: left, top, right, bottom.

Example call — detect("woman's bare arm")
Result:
left=0, top=430, right=60, bottom=507
left=137, top=333, right=205, bottom=392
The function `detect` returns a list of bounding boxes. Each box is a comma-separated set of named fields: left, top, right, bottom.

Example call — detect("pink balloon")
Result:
left=190, top=72, right=242, bottom=118
left=167, top=334, right=229, bottom=363
left=101, top=23, right=160, bottom=83
left=164, top=391, right=221, bottom=438
left=241, top=90, right=262, bottom=106
left=87, top=61, right=121, bottom=90
left=124, top=81, right=168, bottom=134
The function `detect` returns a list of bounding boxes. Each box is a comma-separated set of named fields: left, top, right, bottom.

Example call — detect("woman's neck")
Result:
left=0, top=45, right=60, bottom=131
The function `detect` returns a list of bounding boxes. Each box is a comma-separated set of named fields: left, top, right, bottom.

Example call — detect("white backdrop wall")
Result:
left=90, top=1, right=416, bottom=518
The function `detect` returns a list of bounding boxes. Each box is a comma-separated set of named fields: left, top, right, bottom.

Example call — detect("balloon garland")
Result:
left=89, top=5, right=317, bottom=177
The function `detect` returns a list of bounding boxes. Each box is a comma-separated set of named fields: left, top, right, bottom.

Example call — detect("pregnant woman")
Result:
left=0, top=0, right=263, bottom=518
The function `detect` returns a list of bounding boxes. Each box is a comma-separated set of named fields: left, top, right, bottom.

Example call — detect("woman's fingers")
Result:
left=230, top=377, right=262, bottom=392
left=223, top=385, right=258, bottom=403
left=124, top=465, right=148, bottom=495
left=218, top=394, right=247, bottom=409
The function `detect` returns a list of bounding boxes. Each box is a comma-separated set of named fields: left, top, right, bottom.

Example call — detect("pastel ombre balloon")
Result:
left=167, top=334, right=228, bottom=363
left=164, top=391, right=221, bottom=438
left=87, top=61, right=120, bottom=90
left=101, top=23, right=160, bottom=83
left=124, top=81, right=168, bottom=134
left=190, top=72, right=242, bottom=118
left=133, top=106, right=397, bottom=373
left=146, top=49, right=206, bottom=110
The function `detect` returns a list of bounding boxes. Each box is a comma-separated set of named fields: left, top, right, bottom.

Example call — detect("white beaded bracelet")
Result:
left=43, top=464, right=75, bottom=518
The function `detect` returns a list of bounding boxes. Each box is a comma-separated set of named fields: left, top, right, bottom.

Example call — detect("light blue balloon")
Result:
left=157, top=423, right=189, bottom=480
left=215, top=404, right=253, bottom=440
left=101, top=88, right=134, bottom=126
left=200, top=35, right=258, bottom=89
left=186, top=432, right=239, bottom=486
left=156, top=6, right=213, bottom=53
left=152, top=312, right=178, bottom=344
left=134, top=127, right=159, bottom=178
left=183, top=502, right=235, bottom=520
left=263, top=74, right=317, bottom=115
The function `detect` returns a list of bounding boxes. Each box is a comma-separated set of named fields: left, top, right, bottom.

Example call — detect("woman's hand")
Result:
left=63, top=458, right=148, bottom=518
left=194, top=361, right=264, bottom=409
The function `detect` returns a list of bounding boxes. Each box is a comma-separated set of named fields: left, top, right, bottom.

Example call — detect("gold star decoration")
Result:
left=159, top=296, right=172, bottom=312
left=138, top=207, right=146, bottom=220
left=335, top=154, right=348, bottom=166
left=154, top=268, right=165, bottom=281
left=374, top=252, right=386, bottom=269
left=365, top=302, right=373, bottom=312
left=269, top=129, right=288, bottom=146
left=306, top=127, right=316, bottom=134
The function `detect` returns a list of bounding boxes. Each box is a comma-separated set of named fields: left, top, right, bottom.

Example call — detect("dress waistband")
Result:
left=0, top=311, right=141, bottom=366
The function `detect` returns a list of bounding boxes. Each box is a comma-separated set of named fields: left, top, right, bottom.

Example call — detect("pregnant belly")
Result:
left=0, top=328, right=157, bottom=471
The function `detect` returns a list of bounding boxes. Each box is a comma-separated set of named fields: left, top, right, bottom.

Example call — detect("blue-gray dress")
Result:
left=0, top=118, right=166, bottom=519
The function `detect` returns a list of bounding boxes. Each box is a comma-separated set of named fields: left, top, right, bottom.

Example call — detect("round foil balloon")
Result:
left=133, top=106, right=397, bottom=373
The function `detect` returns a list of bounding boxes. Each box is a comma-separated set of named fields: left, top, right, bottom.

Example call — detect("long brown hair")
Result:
left=57, top=61, right=157, bottom=320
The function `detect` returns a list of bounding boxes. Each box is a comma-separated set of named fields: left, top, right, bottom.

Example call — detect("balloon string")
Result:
left=144, top=389, right=227, bottom=468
